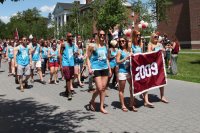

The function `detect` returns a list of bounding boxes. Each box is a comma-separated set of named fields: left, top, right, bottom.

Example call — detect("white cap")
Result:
left=29, top=34, right=33, bottom=40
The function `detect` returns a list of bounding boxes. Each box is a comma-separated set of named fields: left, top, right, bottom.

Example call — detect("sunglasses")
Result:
left=154, top=36, right=159, bottom=39
left=99, top=34, right=105, bottom=37
left=23, top=40, right=27, bottom=41
left=120, top=40, right=125, bottom=43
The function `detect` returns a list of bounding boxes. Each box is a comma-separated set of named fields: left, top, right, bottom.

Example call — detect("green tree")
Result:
left=148, top=0, right=173, bottom=22
left=0, top=8, right=49, bottom=39
left=131, top=0, right=155, bottom=36
left=96, top=0, right=128, bottom=32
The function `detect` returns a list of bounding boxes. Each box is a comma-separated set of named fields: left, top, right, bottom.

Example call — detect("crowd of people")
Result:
left=0, top=27, right=180, bottom=114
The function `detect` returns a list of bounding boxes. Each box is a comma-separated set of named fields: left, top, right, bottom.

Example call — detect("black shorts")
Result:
left=93, top=69, right=109, bottom=78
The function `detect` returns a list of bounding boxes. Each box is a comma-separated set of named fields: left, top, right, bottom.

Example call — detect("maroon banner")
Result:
left=14, top=28, right=19, bottom=40
left=131, top=50, right=166, bottom=96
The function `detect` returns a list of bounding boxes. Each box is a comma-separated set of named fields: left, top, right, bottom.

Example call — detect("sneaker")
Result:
left=54, top=80, right=59, bottom=84
left=115, top=83, right=118, bottom=87
left=15, top=77, right=19, bottom=84
left=30, top=79, right=34, bottom=83
left=40, top=80, right=46, bottom=85
left=24, top=81, right=29, bottom=88
left=68, top=92, right=72, bottom=100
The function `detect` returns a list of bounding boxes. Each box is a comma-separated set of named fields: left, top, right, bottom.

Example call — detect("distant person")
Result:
left=6, top=40, right=15, bottom=76
left=30, top=38, right=46, bottom=84
left=171, top=35, right=181, bottom=75
left=148, top=33, right=169, bottom=104
left=60, top=33, right=78, bottom=100
left=14, top=37, right=32, bottom=92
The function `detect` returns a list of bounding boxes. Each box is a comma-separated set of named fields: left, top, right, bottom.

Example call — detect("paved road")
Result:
left=0, top=61, right=200, bottom=133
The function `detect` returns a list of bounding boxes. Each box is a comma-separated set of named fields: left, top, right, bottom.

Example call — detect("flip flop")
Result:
left=89, top=101, right=96, bottom=111
left=122, top=107, right=128, bottom=112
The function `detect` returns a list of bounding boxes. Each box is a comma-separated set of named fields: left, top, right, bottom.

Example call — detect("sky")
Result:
left=0, top=0, right=146, bottom=24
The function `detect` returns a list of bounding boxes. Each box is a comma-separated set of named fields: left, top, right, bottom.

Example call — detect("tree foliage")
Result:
left=149, top=0, right=173, bottom=22
left=0, top=7, right=52, bottom=39
left=96, top=0, right=128, bottom=32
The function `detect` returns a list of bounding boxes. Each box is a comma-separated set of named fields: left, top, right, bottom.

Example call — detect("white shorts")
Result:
left=31, top=60, right=41, bottom=69
left=118, top=73, right=131, bottom=80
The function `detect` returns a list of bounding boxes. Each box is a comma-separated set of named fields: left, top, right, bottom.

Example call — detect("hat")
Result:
left=110, top=40, right=117, bottom=46
left=29, top=34, right=33, bottom=40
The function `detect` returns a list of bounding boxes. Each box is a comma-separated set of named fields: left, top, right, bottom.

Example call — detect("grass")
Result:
left=167, top=53, right=200, bottom=83
left=180, top=49, right=200, bottom=52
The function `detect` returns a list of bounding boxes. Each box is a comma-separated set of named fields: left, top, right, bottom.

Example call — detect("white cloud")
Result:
left=40, top=5, right=55, bottom=13
left=79, top=0, right=86, bottom=4
left=0, top=16, right=10, bottom=24
left=0, top=13, right=17, bottom=24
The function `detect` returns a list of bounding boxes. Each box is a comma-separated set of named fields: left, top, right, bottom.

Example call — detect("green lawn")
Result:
left=180, top=49, right=200, bottom=52
left=167, top=53, right=200, bottom=83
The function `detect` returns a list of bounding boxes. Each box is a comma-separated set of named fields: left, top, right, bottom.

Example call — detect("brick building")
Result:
left=158, top=0, right=200, bottom=49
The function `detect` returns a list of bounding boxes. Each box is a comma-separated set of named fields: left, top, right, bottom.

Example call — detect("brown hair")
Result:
left=131, top=30, right=140, bottom=45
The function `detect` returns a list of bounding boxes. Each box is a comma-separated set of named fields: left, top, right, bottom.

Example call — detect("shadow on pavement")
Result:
left=0, top=70, right=5, bottom=72
left=0, top=98, right=96, bottom=133
left=148, top=94, right=161, bottom=103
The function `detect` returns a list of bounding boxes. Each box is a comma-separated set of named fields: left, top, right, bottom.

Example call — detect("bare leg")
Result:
left=127, top=78, right=137, bottom=112
left=118, top=79, right=128, bottom=111
left=160, top=87, right=169, bottom=103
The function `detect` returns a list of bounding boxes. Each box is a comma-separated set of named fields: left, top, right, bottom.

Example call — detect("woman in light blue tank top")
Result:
left=147, top=33, right=169, bottom=104
left=6, top=40, right=15, bottom=76
left=116, top=36, right=137, bottom=112
left=48, top=42, right=59, bottom=84
left=41, top=41, right=49, bottom=76
left=87, top=30, right=111, bottom=114
left=132, top=30, right=154, bottom=108
left=73, top=40, right=85, bottom=87
left=107, top=40, right=119, bottom=88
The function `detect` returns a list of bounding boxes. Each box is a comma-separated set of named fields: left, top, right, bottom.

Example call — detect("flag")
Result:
left=131, top=50, right=167, bottom=96
left=14, top=28, right=19, bottom=40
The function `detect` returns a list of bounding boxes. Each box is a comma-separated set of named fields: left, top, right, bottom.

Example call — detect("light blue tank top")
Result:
left=90, top=45, right=108, bottom=70
left=17, top=45, right=30, bottom=66
left=132, top=44, right=142, bottom=54
left=153, top=44, right=163, bottom=52
left=62, top=42, right=77, bottom=67
left=118, top=49, right=130, bottom=73
left=32, top=44, right=40, bottom=61
left=49, top=48, right=59, bottom=63
left=109, top=49, right=118, bottom=68
left=8, top=46, right=14, bottom=58
left=42, top=47, right=48, bottom=59
left=78, top=49, right=84, bottom=64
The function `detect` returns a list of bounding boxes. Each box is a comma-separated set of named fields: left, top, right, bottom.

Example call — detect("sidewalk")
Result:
left=0, top=62, right=200, bottom=133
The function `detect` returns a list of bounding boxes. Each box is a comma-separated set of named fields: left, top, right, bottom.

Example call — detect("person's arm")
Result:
left=116, top=50, right=129, bottom=64
left=86, top=45, right=93, bottom=74
left=29, top=47, right=32, bottom=67
left=106, top=54, right=112, bottom=77
left=6, top=47, right=8, bottom=59
left=48, top=49, right=51, bottom=58
left=147, top=43, right=152, bottom=52
left=14, top=47, right=18, bottom=67
left=59, top=43, right=65, bottom=67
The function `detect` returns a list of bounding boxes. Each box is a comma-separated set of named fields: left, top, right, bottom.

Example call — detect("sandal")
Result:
left=89, top=101, right=96, bottom=111
left=129, top=106, right=138, bottom=112
left=144, top=103, right=155, bottom=108
left=122, top=107, right=128, bottom=112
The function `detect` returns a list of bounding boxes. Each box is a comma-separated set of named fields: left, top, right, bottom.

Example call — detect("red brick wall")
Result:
left=189, top=0, right=200, bottom=49
left=158, top=0, right=192, bottom=48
